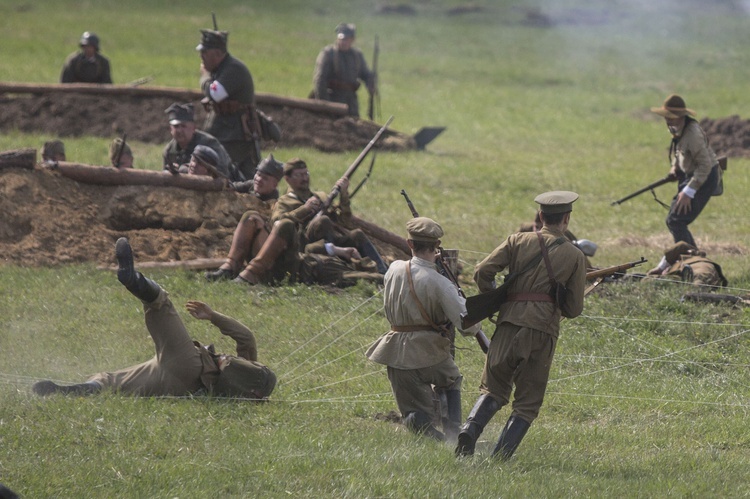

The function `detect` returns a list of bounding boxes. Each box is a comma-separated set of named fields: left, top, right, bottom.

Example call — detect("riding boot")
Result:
left=455, top=394, right=501, bottom=457
left=441, top=389, right=462, bottom=444
left=115, top=237, right=161, bottom=302
left=237, top=230, right=288, bottom=285
left=491, top=415, right=531, bottom=460
left=360, top=239, right=388, bottom=274
left=403, top=411, right=445, bottom=441
left=33, top=380, right=102, bottom=397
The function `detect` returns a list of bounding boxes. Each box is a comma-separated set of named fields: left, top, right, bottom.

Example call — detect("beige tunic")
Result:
left=672, top=120, right=718, bottom=192
left=366, top=257, right=481, bottom=370
left=474, top=226, right=587, bottom=337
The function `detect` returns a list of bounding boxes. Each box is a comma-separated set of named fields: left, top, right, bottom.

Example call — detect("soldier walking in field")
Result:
left=366, top=217, right=482, bottom=442
left=647, top=94, right=721, bottom=275
left=456, top=191, right=586, bottom=460
left=33, top=238, right=276, bottom=399
left=60, top=31, right=112, bottom=84
left=313, top=23, right=375, bottom=118
left=197, top=28, right=260, bottom=180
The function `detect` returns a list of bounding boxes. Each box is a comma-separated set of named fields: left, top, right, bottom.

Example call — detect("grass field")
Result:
left=2, top=0, right=750, bottom=497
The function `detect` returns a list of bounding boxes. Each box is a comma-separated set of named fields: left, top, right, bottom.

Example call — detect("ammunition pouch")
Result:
left=551, top=281, right=568, bottom=307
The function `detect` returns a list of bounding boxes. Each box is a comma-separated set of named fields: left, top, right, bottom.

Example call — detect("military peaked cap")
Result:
left=336, top=23, right=356, bottom=39
left=534, top=191, right=579, bottom=214
left=283, top=158, right=308, bottom=175
left=191, top=145, right=219, bottom=168
left=165, top=103, right=195, bottom=125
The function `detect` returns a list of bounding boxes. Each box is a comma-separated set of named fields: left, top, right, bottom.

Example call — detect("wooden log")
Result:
left=47, top=162, right=228, bottom=191
left=0, top=82, right=349, bottom=116
left=348, top=215, right=410, bottom=256
left=0, top=148, right=36, bottom=170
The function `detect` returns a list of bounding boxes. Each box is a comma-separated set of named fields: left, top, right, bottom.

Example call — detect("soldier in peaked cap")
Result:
left=197, top=27, right=260, bottom=180
left=60, top=31, right=112, bottom=84
left=33, top=238, right=275, bottom=400
left=162, top=102, right=239, bottom=180
left=456, top=191, right=586, bottom=461
left=366, top=217, right=482, bottom=443
left=646, top=94, right=721, bottom=275
left=313, top=22, right=376, bottom=117
left=205, top=154, right=285, bottom=282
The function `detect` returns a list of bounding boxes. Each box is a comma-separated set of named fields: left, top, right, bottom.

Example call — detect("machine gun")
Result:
left=313, top=116, right=393, bottom=219
left=400, top=189, right=490, bottom=354
left=461, top=257, right=648, bottom=330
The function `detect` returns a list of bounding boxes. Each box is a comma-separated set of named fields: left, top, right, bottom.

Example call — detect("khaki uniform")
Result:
left=366, top=257, right=481, bottom=418
left=87, top=290, right=275, bottom=398
left=313, top=45, right=374, bottom=117
left=473, top=226, right=586, bottom=422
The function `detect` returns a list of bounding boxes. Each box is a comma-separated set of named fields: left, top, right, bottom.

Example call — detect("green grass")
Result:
left=2, top=0, right=750, bottom=497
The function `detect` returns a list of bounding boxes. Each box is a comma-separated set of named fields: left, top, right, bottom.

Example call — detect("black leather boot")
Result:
left=116, top=238, right=161, bottom=302
left=441, top=389, right=462, bottom=444
left=360, top=240, right=388, bottom=274
left=403, top=411, right=445, bottom=441
left=455, top=394, right=501, bottom=456
left=491, top=415, right=531, bottom=460
left=33, top=380, right=102, bottom=396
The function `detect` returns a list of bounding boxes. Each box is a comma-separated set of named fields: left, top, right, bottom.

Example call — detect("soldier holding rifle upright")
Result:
left=197, top=26, right=259, bottom=180
left=456, top=191, right=586, bottom=460
left=647, top=95, right=720, bottom=275
left=366, top=217, right=482, bottom=443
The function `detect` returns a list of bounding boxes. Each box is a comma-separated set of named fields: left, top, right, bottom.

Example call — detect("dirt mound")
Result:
left=700, top=115, right=750, bottom=158
left=0, top=166, right=406, bottom=268
left=0, top=92, right=415, bottom=154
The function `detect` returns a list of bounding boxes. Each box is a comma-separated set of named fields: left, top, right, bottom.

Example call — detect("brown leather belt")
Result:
left=506, top=293, right=554, bottom=303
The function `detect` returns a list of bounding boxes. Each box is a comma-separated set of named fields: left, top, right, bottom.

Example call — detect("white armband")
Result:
left=209, top=80, right=229, bottom=102
left=325, top=242, right=336, bottom=256
left=681, top=186, right=696, bottom=199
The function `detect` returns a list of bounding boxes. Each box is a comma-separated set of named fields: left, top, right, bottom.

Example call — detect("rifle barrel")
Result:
left=585, top=257, right=647, bottom=280
left=611, top=176, right=674, bottom=206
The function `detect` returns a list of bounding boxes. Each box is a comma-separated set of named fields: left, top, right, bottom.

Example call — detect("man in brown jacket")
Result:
left=456, top=191, right=587, bottom=460
left=33, top=238, right=275, bottom=399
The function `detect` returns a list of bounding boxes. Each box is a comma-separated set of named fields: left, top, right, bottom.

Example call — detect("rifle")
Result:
left=127, top=76, right=153, bottom=87
left=461, top=257, right=648, bottom=330
left=313, top=116, right=394, bottom=219
left=611, top=175, right=675, bottom=207
left=113, top=133, right=127, bottom=169
left=400, top=189, right=490, bottom=354
left=367, top=35, right=380, bottom=121
left=212, top=12, right=218, bottom=30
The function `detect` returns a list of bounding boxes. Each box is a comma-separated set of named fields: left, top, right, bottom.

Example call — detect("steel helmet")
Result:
left=79, top=31, right=100, bottom=50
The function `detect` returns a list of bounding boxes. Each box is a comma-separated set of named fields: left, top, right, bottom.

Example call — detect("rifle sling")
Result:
left=403, top=261, right=449, bottom=335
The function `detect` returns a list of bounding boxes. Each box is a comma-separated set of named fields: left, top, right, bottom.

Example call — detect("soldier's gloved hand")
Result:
left=167, top=163, right=180, bottom=175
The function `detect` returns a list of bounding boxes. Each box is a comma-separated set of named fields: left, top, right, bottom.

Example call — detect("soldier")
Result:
left=205, top=155, right=285, bottom=281
left=313, top=23, right=375, bottom=117
left=109, top=138, right=133, bottom=169
left=647, top=241, right=727, bottom=289
left=518, top=211, right=597, bottom=269
left=197, top=29, right=259, bottom=180
left=456, top=191, right=586, bottom=460
left=233, top=158, right=387, bottom=285
left=162, top=102, right=237, bottom=180
left=365, top=217, right=482, bottom=442
left=41, top=140, right=66, bottom=162
left=648, top=94, right=720, bottom=273
left=32, top=238, right=276, bottom=399
left=60, top=31, right=112, bottom=84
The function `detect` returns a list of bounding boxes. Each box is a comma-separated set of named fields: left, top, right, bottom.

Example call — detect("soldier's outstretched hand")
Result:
left=186, top=300, right=213, bottom=320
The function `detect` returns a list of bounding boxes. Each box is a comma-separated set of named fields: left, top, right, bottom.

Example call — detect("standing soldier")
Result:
left=313, top=23, right=375, bottom=118
left=456, top=191, right=586, bottom=460
left=366, top=217, right=482, bottom=442
left=647, top=94, right=721, bottom=275
left=197, top=28, right=259, bottom=180
left=60, top=31, right=113, bottom=84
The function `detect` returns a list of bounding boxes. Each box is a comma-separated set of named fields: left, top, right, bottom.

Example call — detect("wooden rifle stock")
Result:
left=400, top=189, right=489, bottom=353
left=314, top=116, right=393, bottom=219
left=611, top=175, right=675, bottom=206
left=461, top=257, right=648, bottom=330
